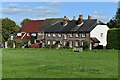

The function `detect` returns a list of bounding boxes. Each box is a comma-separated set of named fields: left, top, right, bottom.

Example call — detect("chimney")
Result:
left=73, top=16, right=76, bottom=20
left=78, top=14, right=83, bottom=24
left=88, top=15, right=92, bottom=19
left=63, top=16, right=68, bottom=24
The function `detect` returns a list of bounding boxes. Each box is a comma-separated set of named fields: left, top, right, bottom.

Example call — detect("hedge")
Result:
left=107, top=28, right=120, bottom=50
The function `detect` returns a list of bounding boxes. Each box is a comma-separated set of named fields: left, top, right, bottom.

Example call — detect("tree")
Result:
left=2, top=18, right=20, bottom=42
left=20, top=18, right=30, bottom=29
left=107, top=6, right=120, bottom=28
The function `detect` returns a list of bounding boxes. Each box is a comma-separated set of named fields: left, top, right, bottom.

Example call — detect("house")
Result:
left=18, top=14, right=109, bottom=49
left=17, top=20, right=44, bottom=41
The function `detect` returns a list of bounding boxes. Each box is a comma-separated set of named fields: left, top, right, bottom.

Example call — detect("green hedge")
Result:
left=107, top=28, right=120, bottom=50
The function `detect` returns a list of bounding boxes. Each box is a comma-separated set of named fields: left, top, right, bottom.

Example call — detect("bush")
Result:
left=7, top=40, right=13, bottom=48
left=83, top=40, right=89, bottom=50
left=107, top=28, right=120, bottom=50
left=15, top=39, right=27, bottom=48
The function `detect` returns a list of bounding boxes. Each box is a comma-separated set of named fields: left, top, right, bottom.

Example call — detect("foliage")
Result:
left=20, top=18, right=30, bottom=29
left=30, top=36, right=35, bottom=44
left=7, top=40, right=13, bottom=48
left=107, top=8, right=120, bottom=28
left=2, top=49, right=118, bottom=78
left=83, top=40, right=89, bottom=50
left=107, top=28, right=120, bottom=50
left=2, top=18, right=20, bottom=42
left=15, top=39, right=27, bottom=48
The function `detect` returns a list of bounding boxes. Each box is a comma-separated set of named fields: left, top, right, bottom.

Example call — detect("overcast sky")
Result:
left=0, top=2, right=118, bottom=26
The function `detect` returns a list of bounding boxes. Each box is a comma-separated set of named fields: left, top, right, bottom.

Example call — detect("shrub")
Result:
left=107, top=28, right=120, bottom=50
left=7, top=40, right=13, bottom=48
left=83, top=40, right=89, bottom=50
left=15, top=39, right=27, bottom=48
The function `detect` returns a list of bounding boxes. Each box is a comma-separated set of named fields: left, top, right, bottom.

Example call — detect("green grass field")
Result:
left=2, top=49, right=118, bottom=78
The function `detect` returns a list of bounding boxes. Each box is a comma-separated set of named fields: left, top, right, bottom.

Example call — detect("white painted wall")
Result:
left=90, top=25, right=109, bottom=46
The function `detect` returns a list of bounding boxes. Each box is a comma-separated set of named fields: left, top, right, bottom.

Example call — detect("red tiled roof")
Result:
left=21, top=20, right=44, bottom=33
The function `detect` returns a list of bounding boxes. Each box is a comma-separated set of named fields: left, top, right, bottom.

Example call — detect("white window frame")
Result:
left=53, top=33, right=56, bottom=37
left=75, top=33, right=79, bottom=37
left=64, top=34, right=67, bottom=39
left=47, top=41, right=50, bottom=45
left=53, top=41, right=56, bottom=44
left=58, top=34, right=61, bottom=37
left=27, top=33, right=30, bottom=36
left=31, top=33, right=36, bottom=36
left=63, top=41, right=66, bottom=46
left=75, top=41, right=79, bottom=47
left=69, top=33, right=73, bottom=37
left=48, top=33, right=50, bottom=37
left=81, top=33, right=85, bottom=37
left=69, top=41, right=72, bottom=47
left=17, top=33, right=22, bottom=36
left=100, top=33, right=103, bottom=37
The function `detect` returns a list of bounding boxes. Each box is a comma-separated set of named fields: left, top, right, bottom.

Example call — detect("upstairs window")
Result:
left=69, top=34, right=73, bottom=37
left=58, top=34, right=61, bottom=37
left=17, top=33, right=22, bottom=36
left=100, top=33, right=103, bottom=37
left=81, top=33, right=85, bottom=37
left=53, top=34, right=56, bottom=37
left=27, top=33, right=30, bottom=36
left=75, top=33, right=79, bottom=37
left=48, top=33, right=50, bottom=37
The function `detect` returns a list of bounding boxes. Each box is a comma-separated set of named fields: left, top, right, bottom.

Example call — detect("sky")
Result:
left=0, top=2, right=118, bottom=26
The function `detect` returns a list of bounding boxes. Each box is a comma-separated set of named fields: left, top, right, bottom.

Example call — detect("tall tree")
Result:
left=20, top=18, right=30, bottom=29
left=107, top=3, right=120, bottom=28
left=2, top=18, right=20, bottom=42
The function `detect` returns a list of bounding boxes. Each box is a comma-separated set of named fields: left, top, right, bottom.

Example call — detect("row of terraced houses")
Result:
left=16, top=15, right=109, bottom=50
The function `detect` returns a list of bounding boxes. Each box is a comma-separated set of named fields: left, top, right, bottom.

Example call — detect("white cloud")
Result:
left=1, top=8, right=22, bottom=14
left=8, top=3, right=18, bottom=8
left=92, top=11, right=109, bottom=23
left=36, top=6, right=49, bottom=11
left=50, top=2, right=61, bottom=6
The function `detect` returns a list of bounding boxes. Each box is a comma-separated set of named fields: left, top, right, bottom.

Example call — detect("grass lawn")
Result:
left=2, top=48, right=118, bottom=78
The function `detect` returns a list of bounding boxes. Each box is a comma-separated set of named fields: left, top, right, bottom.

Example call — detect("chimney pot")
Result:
left=78, top=14, right=83, bottom=24
left=73, top=16, right=76, bottom=20
left=88, top=15, right=92, bottom=19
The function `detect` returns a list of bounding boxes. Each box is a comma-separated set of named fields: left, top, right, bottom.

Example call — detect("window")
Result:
left=27, top=33, right=30, bottom=36
left=100, top=33, right=103, bottom=37
left=75, top=34, right=79, bottom=37
left=53, top=34, right=56, bottom=37
left=48, top=33, right=50, bottom=37
left=63, top=41, right=66, bottom=46
left=53, top=41, right=56, bottom=44
left=69, top=34, right=73, bottom=37
left=75, top=41, right=79, bottom=47
left=38, top=33, right=41, bottom=35
left=69, top=41, right=72, bottom=47
left=31, top=33, right=36, bottom=36
left=17, top=33, right=22, bottom=36
left=64, top=34, right=67, bottom=39
left=81, top=33, right=85, bottom=37
left=58, top=34, right=61, bottom=37
left=47, top=41, right=50, bottom=45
